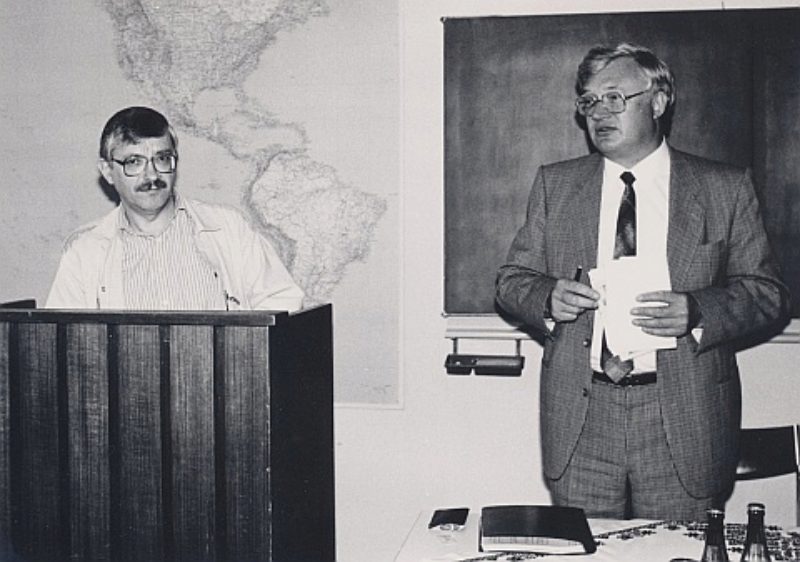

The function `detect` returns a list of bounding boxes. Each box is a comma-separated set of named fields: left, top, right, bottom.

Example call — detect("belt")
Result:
left=592, top=370, right=657, bottom=386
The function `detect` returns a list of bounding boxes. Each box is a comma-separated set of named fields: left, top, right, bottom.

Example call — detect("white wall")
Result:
left=333, top=1, right=800, bottom=560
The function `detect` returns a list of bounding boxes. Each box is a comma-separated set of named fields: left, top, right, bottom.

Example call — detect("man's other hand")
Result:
left=631, top=290, right=700, bottom=337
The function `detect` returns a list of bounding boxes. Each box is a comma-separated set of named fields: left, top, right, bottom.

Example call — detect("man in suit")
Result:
left=495, top=43, right=789, bottom=520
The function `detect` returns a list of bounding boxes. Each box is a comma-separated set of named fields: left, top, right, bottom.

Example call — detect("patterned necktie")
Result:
left=602, top=171, right=637, bottom=381
left=614, top=171, right=637, bottom=258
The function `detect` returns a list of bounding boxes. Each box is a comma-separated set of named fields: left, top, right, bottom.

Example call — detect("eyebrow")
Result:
left=115, top=149, right=175, bottom=160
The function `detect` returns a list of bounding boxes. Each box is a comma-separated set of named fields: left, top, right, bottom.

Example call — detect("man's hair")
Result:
left=99, top=106, right=177, bottom=160
left=576, top=43, right=676, bottom=134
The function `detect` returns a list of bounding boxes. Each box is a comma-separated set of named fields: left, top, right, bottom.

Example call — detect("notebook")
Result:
left=480, top=505, right=596, bottom=554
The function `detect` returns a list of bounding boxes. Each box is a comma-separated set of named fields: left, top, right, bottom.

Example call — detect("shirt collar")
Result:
left=603, top=139, right=670, bottom=185
left=117, top=192, right=186, bottom=235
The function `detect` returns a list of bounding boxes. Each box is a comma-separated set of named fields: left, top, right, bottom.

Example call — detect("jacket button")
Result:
left=582, top=338, right=591, bottom=347
left=582, top=388, right=589, bottom=397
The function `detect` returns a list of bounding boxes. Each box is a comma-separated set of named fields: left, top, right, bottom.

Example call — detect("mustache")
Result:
left=136, top=178, right=168, bottom=192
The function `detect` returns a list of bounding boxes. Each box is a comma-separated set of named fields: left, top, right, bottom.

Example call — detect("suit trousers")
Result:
left=547, top=377, right=725, bottom=520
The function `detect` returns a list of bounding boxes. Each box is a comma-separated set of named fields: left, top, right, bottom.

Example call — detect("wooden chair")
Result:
left=736, top=425, right=800, bottom=526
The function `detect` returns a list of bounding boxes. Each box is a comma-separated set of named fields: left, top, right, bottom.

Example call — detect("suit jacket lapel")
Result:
left=573, top=155, right=604, bottom=271
left=668, top=149, right=706, bottom=288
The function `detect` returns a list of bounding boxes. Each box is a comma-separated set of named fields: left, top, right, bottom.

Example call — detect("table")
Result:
left=395, top=510, right=800, bottom=561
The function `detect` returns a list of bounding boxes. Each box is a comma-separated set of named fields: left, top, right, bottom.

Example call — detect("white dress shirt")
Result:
left=590, top=141, right=671, bottom=373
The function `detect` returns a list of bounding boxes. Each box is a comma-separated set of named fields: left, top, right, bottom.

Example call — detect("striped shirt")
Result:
left=120, top=203, right=226, bottom=310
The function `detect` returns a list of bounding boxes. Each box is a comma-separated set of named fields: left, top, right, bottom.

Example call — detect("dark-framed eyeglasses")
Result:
left=575, top=88, right=650, bottom=116
left=109, top=151, right=178, bottom=177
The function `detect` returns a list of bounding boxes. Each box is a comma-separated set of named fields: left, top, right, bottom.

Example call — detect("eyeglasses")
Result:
left=109, top=151, right=178, bottom=177
left=575, top=88, right=650, bottom=116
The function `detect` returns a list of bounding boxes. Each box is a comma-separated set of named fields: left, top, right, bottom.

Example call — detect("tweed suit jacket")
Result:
left=496, top=147, right=789, bottom=499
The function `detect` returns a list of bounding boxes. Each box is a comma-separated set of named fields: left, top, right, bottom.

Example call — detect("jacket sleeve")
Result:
left=45, top=242, right=92, bottom=309
left=495, top=166, right=558, bottom=335
left=689, top=169, right=790, bottom=351
left=237, top=218, right=305, bottom=312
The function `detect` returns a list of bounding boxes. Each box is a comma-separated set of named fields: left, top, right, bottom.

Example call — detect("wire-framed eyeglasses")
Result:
left=575, top=88, right=650, bottom=116
left=109, top=151, right=178, bottom=177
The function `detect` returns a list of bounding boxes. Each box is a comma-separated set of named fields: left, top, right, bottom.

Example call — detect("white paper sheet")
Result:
left=590, top=257, right=676, bottom=359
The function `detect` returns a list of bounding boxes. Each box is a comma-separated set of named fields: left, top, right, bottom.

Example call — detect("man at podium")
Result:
left=45, top=106, right=303, bottom=312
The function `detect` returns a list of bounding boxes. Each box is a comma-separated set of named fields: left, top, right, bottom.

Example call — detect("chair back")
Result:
left=737, top=426, right=799, bottom=480
left=736, top=425, right=800, bottom=525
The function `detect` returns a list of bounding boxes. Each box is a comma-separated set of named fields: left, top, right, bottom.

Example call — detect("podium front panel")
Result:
left=0, top=307, right=334, bottom=562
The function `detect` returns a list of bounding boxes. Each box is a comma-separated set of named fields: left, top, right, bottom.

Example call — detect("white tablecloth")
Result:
left=395, top=510, right=800, bottom=562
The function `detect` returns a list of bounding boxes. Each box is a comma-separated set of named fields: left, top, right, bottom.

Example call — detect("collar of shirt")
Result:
left=603, top=139, right=670, bottom=191
left=117, top=193, right=188, bottom=236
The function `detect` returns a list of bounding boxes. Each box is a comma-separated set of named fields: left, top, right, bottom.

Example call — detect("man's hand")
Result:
left=548, top=279, right=600, bottom=322
left=631, top=290, right=700, bottom=337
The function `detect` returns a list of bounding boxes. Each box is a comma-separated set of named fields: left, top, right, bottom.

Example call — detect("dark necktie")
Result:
left=602, top=171, right=637, bottom=380
left=615, top=171, right=637, bottom=258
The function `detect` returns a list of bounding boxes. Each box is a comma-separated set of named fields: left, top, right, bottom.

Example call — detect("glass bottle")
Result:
left=701, top=508, right=730, bottom=562
left=740, top=502, right=771, bottom=562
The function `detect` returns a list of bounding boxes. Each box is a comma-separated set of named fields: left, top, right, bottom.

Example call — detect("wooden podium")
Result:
left=0, top=305, right=334, bottom=562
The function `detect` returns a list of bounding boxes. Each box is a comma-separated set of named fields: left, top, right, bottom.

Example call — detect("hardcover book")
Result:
left=480, top=505, right=597, bottom=554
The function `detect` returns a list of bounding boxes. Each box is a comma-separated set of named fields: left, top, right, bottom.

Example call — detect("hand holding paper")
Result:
left=590, top=257, right=677, bottom=360
left=632, top=290, right=695, bottom=338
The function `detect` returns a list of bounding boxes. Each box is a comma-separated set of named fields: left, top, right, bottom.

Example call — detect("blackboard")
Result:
left=444, top=9, right=800, bottom=317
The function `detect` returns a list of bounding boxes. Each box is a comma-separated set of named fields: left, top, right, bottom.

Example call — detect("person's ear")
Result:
left=98, top=158, right=114, bottom=185
left=651, top=90, right=669, bottom=120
